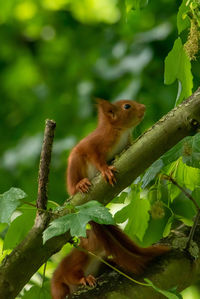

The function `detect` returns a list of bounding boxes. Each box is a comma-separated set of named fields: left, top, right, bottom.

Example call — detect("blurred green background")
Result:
left=0, top=0, right=181, bottom=202
left=0, top=1, right=200, bottom=297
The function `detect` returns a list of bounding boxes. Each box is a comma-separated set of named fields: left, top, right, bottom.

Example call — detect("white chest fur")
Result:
left=107, top=129, right=131, bottom=161
left=87, top=162, right=98, bottom=180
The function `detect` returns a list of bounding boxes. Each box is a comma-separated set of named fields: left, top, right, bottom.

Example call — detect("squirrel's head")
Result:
left=96, top=99, right=145, bottom=129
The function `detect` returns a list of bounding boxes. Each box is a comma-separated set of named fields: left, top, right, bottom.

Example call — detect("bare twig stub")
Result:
left=37, top=119, right=56, bottom=210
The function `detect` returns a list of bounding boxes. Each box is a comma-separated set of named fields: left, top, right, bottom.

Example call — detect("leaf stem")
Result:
left=21, top=201, right=37, bottom=208
left=187, top=209, right=200, bottom=249
left=163, top=174, right=200, bottom=211
left=163, top=174, right=200, bottom=248
left=42, top=262, right=47, bottom=288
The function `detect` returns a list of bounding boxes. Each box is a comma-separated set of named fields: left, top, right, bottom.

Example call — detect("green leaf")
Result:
left=148, top=187, right=161, bottom=204
left=22, top=283, right=51, bottom=299
left=168, top=180, right=181, bottom=202
left=0, top=223, right=8, bottom=238
left=66, top=213, right=93, bottom=237
left=137, top=133, right=200, bottom=193
left=140, top=132, right=200, bottom=188
left=43, top=213, right=90, bottom=243
left=164, top=37, right=193, bottom=104
left=192, top=187, right=200, bottom=207
left=162, top=133, right=200, bottom=168
left=141, top=159, right=164, bottom=189
left=177, top=0, right=190, bottom=34
left=162, top=139, right=188, bottom=166
left=115, top=190, right=150, bottom=242
left=144, top=279, right=182, bottom=299
left=142, top=207, right=171, bottom=247
left=167, top=158, right=200, bottom=201
left=115, top=204, right=131, bottom=224
left=4, top=209, right=36, bottom=250
left=166, top=159, right=182, bottom=201
left=0, top=188, right=27, bottom=223
left=175, top=159, right=200, bottom=191
left=184, top=133, right=200, bottom=168
left=171, top=192, right=196, bottom=223
left=76, top=201, right=115, bottom=225
left=111, top=192, right=128, bottom=204
left=163, top=215, right=174, bottom=237
left=43, top=201, right=114, bottom=243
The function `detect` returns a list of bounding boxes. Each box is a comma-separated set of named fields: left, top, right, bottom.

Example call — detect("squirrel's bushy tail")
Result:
left=90, top=222, right=170, bottom=274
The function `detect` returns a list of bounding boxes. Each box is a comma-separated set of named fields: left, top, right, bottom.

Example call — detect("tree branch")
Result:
left=71, top=249, right=200, bottom=298
left=0, top=88, right=200, bottom=298
left=37, top=119, right=56, bottom=210
left=69, top=87, right=200, bottom=208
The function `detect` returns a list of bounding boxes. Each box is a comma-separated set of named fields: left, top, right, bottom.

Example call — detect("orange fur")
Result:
left=67, top=99, right=146, bottom=194
left=51, top=99, right=169, bottom=299
left=51, top=222, right=169, bottom=298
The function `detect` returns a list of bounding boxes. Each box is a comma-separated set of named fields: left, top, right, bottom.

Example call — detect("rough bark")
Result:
left=0, top=88, right=200, bottom=298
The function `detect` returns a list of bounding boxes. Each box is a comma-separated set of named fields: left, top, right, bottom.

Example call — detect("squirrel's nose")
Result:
left=139, top=104, right=146, bottom=112
left=137, top=104, right=146, bottom=117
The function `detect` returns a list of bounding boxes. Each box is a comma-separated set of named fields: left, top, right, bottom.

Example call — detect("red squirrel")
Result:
left=51, top=99, right=170, bottom=299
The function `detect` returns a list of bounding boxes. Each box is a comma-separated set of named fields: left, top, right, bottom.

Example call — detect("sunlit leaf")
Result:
left=163, top=215, right=174, bottom=237
left=115, top=189, right=150, bottom=242
left=167, top=160, right=182, bottom=201
left=4, top=209, right=36, bottom=250
left=166, top=158, right=200, bottom=201
left=175, top=159, right=200, bottom=191
left=164, top=37, right=193, bottom=104
left=111, top=192, right=128, bottom=204
left=177, top=0, right=190, bottom=34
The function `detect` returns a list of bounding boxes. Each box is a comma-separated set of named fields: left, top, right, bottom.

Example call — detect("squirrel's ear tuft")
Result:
left=96, top=99, right=117, bottom=120
left=94, top=98, right=105, bottom=111
left=95, top=97, right=106, bottom=105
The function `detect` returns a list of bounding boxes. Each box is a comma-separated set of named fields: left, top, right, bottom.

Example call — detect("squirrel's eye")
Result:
left=123, top=104, right=131, bottom=110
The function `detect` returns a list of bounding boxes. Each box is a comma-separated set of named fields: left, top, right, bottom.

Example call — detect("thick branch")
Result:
left=71, top=250, right=200, bottom=298
left=0, top=88, right=200, bottom=298
left=37, top=119, right=56, bottom=210
left=70, top=88, right=200, bottom=207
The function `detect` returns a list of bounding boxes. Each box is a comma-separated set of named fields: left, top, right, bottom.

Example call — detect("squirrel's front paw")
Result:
left=101, top=165, right=117, bottom=186
left=76, top=178, right=91, bottom=193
